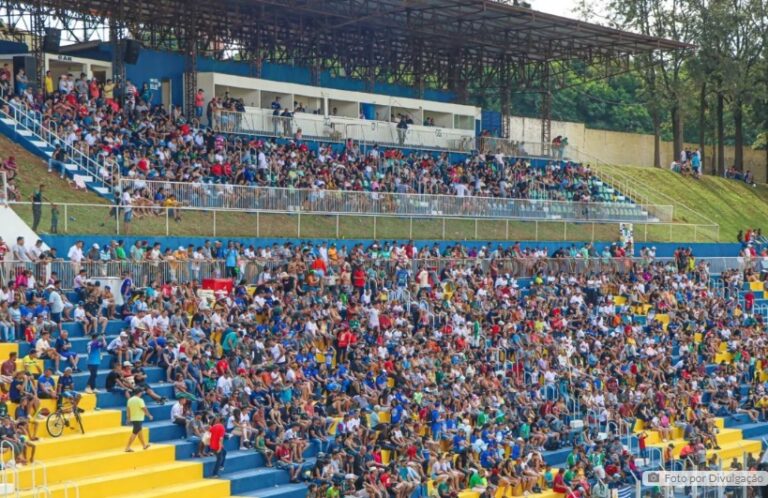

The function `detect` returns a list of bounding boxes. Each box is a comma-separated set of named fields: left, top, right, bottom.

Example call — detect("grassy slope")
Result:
left=600, top=164, right=768, bottom=242
left=5, top=134, right=760, bottom=242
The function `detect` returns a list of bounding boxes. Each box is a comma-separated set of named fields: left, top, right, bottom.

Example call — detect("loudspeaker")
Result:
left=43, top=28, right=61, bottom=53
left=123, top=39, right=141, bottom=64
left=12, top=55, right=37, bottom=89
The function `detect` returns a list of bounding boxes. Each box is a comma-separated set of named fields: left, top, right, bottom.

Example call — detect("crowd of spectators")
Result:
left=2, top=70, right=768, bottom=497
left=725, top=167, right=757, bottom=188
left=0, top=70, right=634, bottom=213
left=0, top=234, right=767, bottom=497
left=670, top=149, right=702, bottom=179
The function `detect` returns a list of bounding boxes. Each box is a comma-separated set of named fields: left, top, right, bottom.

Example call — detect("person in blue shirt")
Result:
left=54, top=329, right=79, bottom=372
left=37, top=369, right=57, bottom=399
left=390, top=401, right=403, bottom=424
left=430, top=403, right=442, bottom=439
left=225, top=242, right=238, bottom=278
left=86, top=333, right=106, bottom=393
left=56, top=367, right=82, bottom=411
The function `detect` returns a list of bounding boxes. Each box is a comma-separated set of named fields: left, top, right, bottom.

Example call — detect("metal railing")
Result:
left=7, top=200, right=721, bottom=243
left=0, top=97, right=109, bottom=188
left=120, top=179, right=674, bottom=224
left=0, top=255, right=750, bottom=291
left=0, top=440, right=18, bottom=498
left=215, top=109, right=477, bottom=152
left=62, top=481, right=80, bottom=498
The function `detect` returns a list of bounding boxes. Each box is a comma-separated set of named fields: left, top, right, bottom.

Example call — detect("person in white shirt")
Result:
left=170, top=398, right=189, bottom=434
left=68, top=241, right=84, bottom=273
left=27, top=240, right=43, bottom=261
left=36, top=330, right=62, bottom=374
left=12, top=236, right=29, bottom=262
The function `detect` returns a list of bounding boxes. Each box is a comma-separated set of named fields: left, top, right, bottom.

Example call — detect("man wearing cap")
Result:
left=107, top=330, right=132, bottom=364
left=125, top=389, right=152, bottom=452
left=56, top=367, right=82, bottom=411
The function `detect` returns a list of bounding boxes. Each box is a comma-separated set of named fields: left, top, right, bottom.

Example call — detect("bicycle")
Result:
left=45, top=396, right=84, bottom=438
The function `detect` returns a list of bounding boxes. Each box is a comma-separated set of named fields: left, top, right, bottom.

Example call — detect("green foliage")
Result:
left=491, top=0, right=768, bottom=165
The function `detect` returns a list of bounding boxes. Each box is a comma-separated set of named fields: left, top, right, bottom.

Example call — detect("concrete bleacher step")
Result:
left=224, top=465, right=302, bottom=495
left=108, top=480, right=232, bottom=498
left=237, top=483, right=308, bottom=498
left=33, top=425, right=149, bottom=460
left=198, top=449, right=267, bottom=477
left=648, top=436, right=761, bottom=461
left=97, top=382, right=174, bottom=408
left=14, top=461, right=206, bottom=498
left=9, top=445, right=176, bottom=490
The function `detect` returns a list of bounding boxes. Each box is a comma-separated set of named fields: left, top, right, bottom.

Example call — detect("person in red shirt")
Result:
left=552, top=468, right=569, bottom=495
left=352, top=267, right=366, bottom=297
left=210, top=415, right=226, bottom=477
left=275, top=441, right=301, bottom=482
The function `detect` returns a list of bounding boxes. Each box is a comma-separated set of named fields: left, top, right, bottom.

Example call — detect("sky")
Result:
left=530, top=0, right=594, bottom=20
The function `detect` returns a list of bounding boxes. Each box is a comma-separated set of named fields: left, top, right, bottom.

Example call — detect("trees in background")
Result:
left=503, top=0, right=768, bottom=176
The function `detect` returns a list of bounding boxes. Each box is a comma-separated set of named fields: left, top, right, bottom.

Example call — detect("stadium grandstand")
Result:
left=0, top=2, right=765, bottom=498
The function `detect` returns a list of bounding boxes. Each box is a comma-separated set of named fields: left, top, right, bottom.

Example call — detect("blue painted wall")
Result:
left=40, top=235, right=741, bottom=259
left=56, top=43, right=456, bottom=107
left=0, top=40, right=27, bottom=53
left=481, top=110, right=502, bottom=136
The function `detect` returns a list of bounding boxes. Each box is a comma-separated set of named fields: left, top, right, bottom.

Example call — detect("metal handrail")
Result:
left=31, top=486, right=50, bottom=498
left=0, top=253, right=755, bottom=294
left=646, top=447, right=663, bottom=469
left=28, top=461, right=46, bottom=492
left=0, top=440, right=19, bottom=498
left=122, top=178, right=675, bottom=224
left=62, top=481, right=80, bottom=498
left=0, top=97, right=108, bottom=189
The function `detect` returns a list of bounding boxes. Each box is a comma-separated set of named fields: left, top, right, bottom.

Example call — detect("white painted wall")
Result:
left=0, top=206, right=48, bottom=251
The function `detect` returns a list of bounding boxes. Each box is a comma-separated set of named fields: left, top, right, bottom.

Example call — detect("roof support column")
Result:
left=31, top=0, right=45, bottom=92
left=183, top=21, right=197, bottom=120
left=109, top=17, right=126, bottom=109
left=540, top=63, right=552, bottom=155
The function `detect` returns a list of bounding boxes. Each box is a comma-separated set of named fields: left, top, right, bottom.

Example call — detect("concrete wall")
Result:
left=508, top=116, right=768, bottom=184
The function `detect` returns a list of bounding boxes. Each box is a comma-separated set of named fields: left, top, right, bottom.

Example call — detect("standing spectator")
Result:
left=43, top=70, right=53, bottom=97
left=48, top=144, right=66, bottom=178
left=210, top=414, right=226, bottom=477
left=30, top=184, right=46, bottom=232
left=85, top=333, right=106, bottom=393
left=0, top=63, right=10, bottom=96
left=11, top=237, right=30, bottom=262
left=195, top=89, right=205, bottom=120
left=396, top=117, right=408, bottom=146
left=125, top=389, right=153, bottom=452
left=15, top=68, right=27, bottom=96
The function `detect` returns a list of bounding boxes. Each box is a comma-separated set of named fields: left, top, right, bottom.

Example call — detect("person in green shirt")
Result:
left=125, top=389, right=153, bottom=452
left=115, top=241, right=127, bottom=260
left=468, top=469, right=488, bottom=491
left=253, top=428, right=274, bottom=466
left=325, top=482, right=340, bottom=498
left=476, top=409, right=488, bottom=426
left=221, top=328, right=239, bottom=355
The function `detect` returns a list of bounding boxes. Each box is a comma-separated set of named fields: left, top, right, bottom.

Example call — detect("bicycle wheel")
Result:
left=46, top=412, right=65, bottom=438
